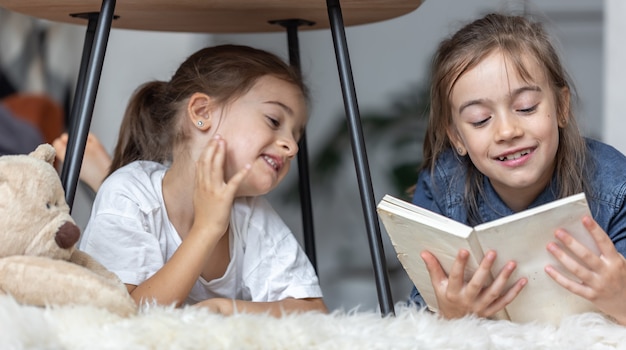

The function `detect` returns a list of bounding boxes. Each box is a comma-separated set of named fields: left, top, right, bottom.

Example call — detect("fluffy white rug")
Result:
left=1, top=295, right=625, bottom=350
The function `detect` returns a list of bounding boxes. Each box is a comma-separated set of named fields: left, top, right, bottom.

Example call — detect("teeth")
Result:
left=263, top=155, right=278, bottom=169
left=498, top=149, right=530, bottom=161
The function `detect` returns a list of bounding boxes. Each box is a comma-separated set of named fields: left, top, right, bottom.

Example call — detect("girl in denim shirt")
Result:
left=409, top=13, right=626, bottom=325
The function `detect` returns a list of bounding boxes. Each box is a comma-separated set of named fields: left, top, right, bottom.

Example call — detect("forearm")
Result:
left=196, top=297, right=328, bottom=316
left=128, top=226, right=222, bottom=306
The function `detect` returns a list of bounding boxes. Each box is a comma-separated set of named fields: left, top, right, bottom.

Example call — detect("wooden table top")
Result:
left=0, top=0, right=423, bottom=33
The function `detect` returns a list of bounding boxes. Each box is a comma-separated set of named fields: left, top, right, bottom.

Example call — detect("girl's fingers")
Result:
left=548, top=216, right=607, bottom=281
left=581, top=216, right=619, bottom=259
left=445, top=249, right=471, bottom=293
left=421, top=250, right=448, bottom=288
left=197, top=135, right=250, bottom=195
left=484, top=277, right=527, bottom=315
left=483, top=259, right=521, bottom=299
left=465, top=250, right=497, bottom=300
left=544, top=263, right=590, bottom=295
left=226, top=163, right=251, bottom=190
left=547, top=238, right=596, bottom=284
left=196, top=137, right=219, bottom=185
left=210, top=136, right=226, bottom=182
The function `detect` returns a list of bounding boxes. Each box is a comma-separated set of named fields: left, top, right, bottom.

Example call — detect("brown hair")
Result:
left=109, top=44, right=307, bottom=175
left=423, top=13, right=588, bottom=223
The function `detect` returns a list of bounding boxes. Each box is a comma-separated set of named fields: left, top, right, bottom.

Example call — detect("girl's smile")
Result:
left=261, top=154, right=283, bottom=173
left=494, top=147, right=535, bottom=167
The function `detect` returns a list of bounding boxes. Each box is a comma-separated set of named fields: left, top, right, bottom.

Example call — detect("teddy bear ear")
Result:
left=29, top=144, right=56, bottom=166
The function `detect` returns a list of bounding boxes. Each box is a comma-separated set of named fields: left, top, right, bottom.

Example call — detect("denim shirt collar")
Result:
left=478, top=175, right=559, bottom=223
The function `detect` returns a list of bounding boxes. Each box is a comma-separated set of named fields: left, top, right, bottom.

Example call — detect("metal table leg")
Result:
left=270, top=18, right=318, bottom=273
left=60, top=0, right=116, bottom=210
left=326, top=0, right=395, bottom=316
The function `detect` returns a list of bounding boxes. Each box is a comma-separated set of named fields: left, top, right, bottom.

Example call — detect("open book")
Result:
left=377, top=192, right=600, bottom=324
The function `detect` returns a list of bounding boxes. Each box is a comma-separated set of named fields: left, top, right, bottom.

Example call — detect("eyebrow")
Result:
left=458, top=85, right=542, bottom=114
left=265, top=100, right=294, bottom=116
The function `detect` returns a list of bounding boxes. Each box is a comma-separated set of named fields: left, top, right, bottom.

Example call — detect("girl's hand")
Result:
left=195, top=297, right=234, bottom=315
left=52, top=132, right=112, bottom=192
left=545, top=215, right=626, bottom=325
left=192, top=135, right=250, bottom=237
left=421, top=249, right=527, bottom=319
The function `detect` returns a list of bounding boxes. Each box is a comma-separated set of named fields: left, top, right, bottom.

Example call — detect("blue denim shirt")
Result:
left=408, top=138, right=626, bottom=306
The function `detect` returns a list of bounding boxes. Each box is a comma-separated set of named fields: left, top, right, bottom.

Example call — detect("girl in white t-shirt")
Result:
left=80, top=44, right=327, bottom=316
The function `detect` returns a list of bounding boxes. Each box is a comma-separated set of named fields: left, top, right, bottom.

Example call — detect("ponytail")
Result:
left=109, top=81, right=176, bottom=174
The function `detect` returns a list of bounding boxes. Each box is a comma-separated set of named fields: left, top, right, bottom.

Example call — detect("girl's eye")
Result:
left=266, top=116, right=280, bottom=128
left=517, top=105, right=538, bottom=114
left=471, top=117, right=490, bottom=127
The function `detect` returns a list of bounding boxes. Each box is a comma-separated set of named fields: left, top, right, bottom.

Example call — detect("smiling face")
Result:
left=448, top=50, right=566, bottom=210
left=208, top=75, right=307, bottom=197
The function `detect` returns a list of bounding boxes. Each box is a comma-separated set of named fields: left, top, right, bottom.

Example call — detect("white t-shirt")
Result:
left=80, top=161, right=322, bottom=305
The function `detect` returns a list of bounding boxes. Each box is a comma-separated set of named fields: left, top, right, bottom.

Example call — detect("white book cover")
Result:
left=377, top=192, right=600, bottom=324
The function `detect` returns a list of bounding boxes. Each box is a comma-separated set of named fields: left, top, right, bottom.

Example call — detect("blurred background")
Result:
left=1, top=0, right=622, bottom=312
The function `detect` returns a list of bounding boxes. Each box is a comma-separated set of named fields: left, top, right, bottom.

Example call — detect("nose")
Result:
left=494, top=112, right=522, bottom=142
left=278, top=135, right=299, bottom=159
left=55, top=221, right=80, bottom=249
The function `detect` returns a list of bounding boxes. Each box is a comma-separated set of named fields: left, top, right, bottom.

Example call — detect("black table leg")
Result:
left=326, top=0, right=395, bottom=316
left=61, top=0, right=116, bottom=210
left=270, top=18, right=318, bottom=273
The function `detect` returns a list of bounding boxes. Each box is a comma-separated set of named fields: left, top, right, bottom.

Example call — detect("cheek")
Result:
left=281, top=162, right=291, bottom=176
left=455, top=127, right=480, bottom=151
left=530, top=112, right=560, bottom=139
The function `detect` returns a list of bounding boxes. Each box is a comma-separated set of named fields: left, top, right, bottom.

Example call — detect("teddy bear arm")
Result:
left=69, top=250, right=123, bottom=283
left=0, top=256, right=137, bottom=316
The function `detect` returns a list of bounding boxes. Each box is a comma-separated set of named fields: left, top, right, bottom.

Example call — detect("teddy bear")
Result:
left=0, top=144, right=137, bottom=316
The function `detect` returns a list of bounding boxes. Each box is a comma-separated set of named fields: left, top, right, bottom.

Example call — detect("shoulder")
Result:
left=413, top=148, right=466, bottom=212
left=94, top=160, right=168, bottom=215
left=586, top=138, right=626, bottom=169
left=106, top=160, right=167, bottom=182
left=584, top=138, right=626, bottom=214
left=582, top=138, right=626, bottom=251
left=585, top=138, right=626, bottom=192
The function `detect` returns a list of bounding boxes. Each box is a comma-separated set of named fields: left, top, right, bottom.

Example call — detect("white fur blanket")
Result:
left=1, top=296, right=625, bottom=350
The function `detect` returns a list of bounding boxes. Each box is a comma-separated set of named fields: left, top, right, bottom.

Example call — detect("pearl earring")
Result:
left=457, top=147, right=464, bottom=155
left=197, top=120, right=204, bottom=127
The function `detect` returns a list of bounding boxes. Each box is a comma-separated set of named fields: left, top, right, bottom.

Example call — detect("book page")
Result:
left=377, top=195, right=484, bottom=313
left=473, top=193, right=600, bottom=324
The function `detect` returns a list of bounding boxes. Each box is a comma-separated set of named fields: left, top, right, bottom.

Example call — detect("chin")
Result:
left=244, top=183, right=275, bottom=197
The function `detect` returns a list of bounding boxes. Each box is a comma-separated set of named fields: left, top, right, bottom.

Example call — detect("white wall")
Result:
left=604, top=0, right=626, bottom=153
